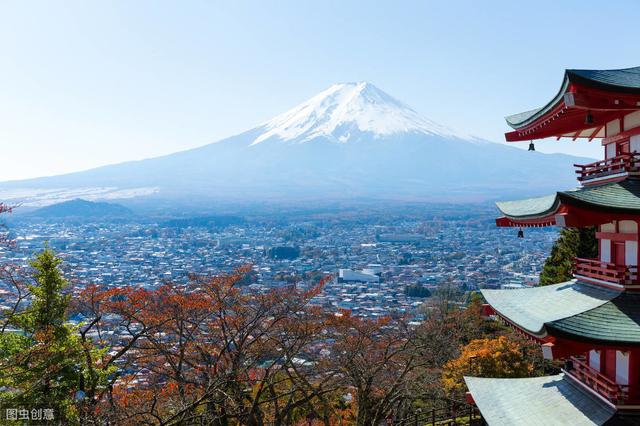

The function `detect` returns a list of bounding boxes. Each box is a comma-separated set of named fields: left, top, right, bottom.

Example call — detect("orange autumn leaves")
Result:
left=442, top=335, right=535, bottom=394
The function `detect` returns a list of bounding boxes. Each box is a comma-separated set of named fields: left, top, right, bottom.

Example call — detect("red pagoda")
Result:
left=465, top=66, right=640, bottom=425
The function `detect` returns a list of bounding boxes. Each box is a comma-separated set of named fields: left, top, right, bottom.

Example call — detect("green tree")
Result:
left=538, top=227, right=597, bottom=286
left=0, top=249, right=84, bottom=423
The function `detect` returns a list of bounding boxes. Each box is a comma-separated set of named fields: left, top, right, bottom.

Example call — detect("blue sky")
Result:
left=2, top=0, right=639, bottom=181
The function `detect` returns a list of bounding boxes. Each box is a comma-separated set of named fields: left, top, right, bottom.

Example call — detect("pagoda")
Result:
left=465, top=66, right=640, bottom=425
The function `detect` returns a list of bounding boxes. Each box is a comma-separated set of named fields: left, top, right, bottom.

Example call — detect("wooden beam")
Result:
left=602, top=126, right=640, bottom=145
left=588, top=125, right=604, bottom=141
left=564, top=91, right=640, bottom=112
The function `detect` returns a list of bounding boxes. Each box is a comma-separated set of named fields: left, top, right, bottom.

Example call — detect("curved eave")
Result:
left=558, top=179, right=640, bottom=214
left=465, top=374, right=616, bottom=426
left=496, top=194, right=560, bottom=222
left=546, top=323, right=640, bottom=348
left=496, top=194, right=565, bottom=228
left=481, top=281, right=619, bottom=339
left=505, top=66, right=640, bottom=142
left=546, top=292, right=640, bottom=346
left=505, top=74, right=570, bottom=129
left=496, top=180, right=640, bottom=228
left=496, top=216, right=557, bottom=228
left=568, top=67, right=640, bottom=95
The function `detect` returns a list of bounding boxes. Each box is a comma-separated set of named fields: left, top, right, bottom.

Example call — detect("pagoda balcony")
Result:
left=565, top=356, right=638, bottom=405
left=574, top=153, right=640, bottom=184
left=573, top=257, right=638, bottom=288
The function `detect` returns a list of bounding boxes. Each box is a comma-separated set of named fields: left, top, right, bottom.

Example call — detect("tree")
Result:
left=74, top=270, right=333, bottom=426
left=0, top=231, right=517, bottom=424
left=404, top=284, right=431, bottom=298
left=0, top=249, right=84, bottom=423
left=441, top=335, right=535, bottom=395
left=539, top=227, right=598, bottom=286
left=326, top=311, right=426, bottom=426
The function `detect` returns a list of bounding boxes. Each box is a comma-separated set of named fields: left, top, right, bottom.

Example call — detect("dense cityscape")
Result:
left=0, top=204, right=557, bottom=319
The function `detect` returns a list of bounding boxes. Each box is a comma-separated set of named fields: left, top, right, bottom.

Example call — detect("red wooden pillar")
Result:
left=629, top=350, right=640, bottom=399
left=605, top=349, right=617, bottom=382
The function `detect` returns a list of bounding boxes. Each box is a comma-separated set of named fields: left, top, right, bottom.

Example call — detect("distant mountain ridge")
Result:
left=31, top=199, right=132, bottom=218
left=0, top=82, right=589, bottom=207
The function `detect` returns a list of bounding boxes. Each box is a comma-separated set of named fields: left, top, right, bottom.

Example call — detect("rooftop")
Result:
left=481, top=280, right=618, bottom=337
left=465, top=374, right=617, bottom=426
left=496, top=179, right=640, bottom=227
left=504, top=66, right=640, bottom=142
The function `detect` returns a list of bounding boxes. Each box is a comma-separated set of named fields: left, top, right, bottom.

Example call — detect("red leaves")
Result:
left=73, top=267, right=332, bottom=423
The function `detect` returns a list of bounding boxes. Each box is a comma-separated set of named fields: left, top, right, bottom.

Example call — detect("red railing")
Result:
left=574, top=153, right=640, bottom=183
left=573, top=257, right=637, bottom=286
left=566, top=356, right=631, bottom=404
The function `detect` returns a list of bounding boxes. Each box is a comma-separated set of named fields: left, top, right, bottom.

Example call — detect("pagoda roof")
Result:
left=496, top=194, right=559, bottom=220
left=481, top=281, right=618, bottom=337
left=547, top=292, right=640, bottom=345
left=504, top=66, right=640, bottom=142
left=464, top=374, right=616, bottom=426
left=496, top=179, right=640, bottom=227
left=559, top=179, right=640, bottom=212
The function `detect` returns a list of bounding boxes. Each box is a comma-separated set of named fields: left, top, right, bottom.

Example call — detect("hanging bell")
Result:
left=528, top=141, right=535, bottom=151
left=517, top=228, right=524, bottom=238
left=585, top=111, right=594, bottom=125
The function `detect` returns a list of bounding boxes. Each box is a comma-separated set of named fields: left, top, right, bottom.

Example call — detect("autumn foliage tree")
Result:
left=71, top=268, right=335, bottom=425
left=1, top=231, right=508, bottom=425
left=441, top=335, right=536, bottom=395
left=326, top=311, right=427, bottom=426
left=69, top=269, right=513, bottom=425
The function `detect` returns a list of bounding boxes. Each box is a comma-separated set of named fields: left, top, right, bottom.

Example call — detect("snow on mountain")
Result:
left=0, top=81, right=590, bottom=208
left=252, top=82, right=469, bottom=145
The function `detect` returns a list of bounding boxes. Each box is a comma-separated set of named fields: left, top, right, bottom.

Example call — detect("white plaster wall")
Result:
left=624, top=111, right=640, bottom=131
left=619, top=220, right=638, bottom=234
left=601, top=222, right=616, bottom=233
left=626, top=241, right=638, bottom=266
left=616, top=351, right=630, bottom=385
left=607, top=119, right=621, bottom=137
left=589, top=350, right=601, bottom=372
left=631, top=135, right=640, bottom=153
left=601, top=239, right=611, bottom=263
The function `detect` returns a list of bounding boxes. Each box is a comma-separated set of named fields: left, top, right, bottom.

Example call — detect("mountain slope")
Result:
left=252, top=82, right=468, bottom=144
left=0, top=82, right=588, bottom=206
left=30, top=199, right=132, bottom=218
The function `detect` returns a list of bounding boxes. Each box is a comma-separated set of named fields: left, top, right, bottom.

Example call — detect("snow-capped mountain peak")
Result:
left=252, top=81, right=467, bottom=145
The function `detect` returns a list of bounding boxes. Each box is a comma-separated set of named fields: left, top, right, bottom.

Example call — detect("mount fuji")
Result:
left=0, top=82, right=588, bottom=208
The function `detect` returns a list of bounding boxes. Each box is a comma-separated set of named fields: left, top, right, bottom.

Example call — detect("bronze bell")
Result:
left=585, top=111, right=594, bottom=124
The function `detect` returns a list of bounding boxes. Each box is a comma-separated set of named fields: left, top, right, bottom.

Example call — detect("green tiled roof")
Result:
left=496, top=180, right=640, bottom=220
left=569, top=67, right=640, bottom=92
left=496, top=194, right=559, bottom=219
left=505, top=108, right=544, bottom=127
left=505, top=76, right=569, bottom=128
left=548, top=293, right=640, bottom=345
left=559, top=179, right=640, bottom=212
left=465, top=374, right=615, bottom=426
left=506, top=66, right=640, bottom=129
left=481, top=281, right=618, bottom=336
